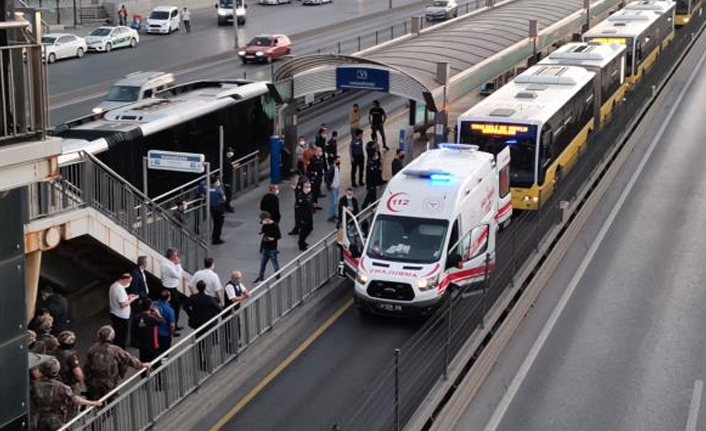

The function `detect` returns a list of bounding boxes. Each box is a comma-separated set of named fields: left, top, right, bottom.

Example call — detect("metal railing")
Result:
left=27, top=151, right=208, bottom=274
left=151, top=150, right=260, bottom=242
left=0, top=20, right=48, bottom=146
left=58, top=200, right=378, bottom=431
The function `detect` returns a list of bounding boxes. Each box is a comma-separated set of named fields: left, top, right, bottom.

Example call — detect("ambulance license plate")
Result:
left=376, top=303, right=402, bottom=312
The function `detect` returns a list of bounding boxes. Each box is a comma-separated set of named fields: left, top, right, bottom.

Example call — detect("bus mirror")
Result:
left=446, top=253, right=462, bottom=270
left=350, top=244, right=362, bottom=258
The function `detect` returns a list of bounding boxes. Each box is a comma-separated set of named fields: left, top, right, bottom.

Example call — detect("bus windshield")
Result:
left=676, top=0, right=690, bottom=14
left=366, top=215, right=448, bottom=264
left=460, top=121, right=537, bottom=188
left=219, top=0, right=243, bottom=7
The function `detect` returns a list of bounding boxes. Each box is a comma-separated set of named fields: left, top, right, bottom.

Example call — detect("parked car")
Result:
left=41, top=33, right=87, bottom=63
left=146, top=6, right=181, bottom=34
left=425, top=0, right=458, bottom=20
left=238, top=34, right=291, bottom=63
left=85, top=26, right=139, bottom=52
left=302, top=0, right=332, bottom=4
left=92, top=71, right=175, bottom=114
left=259, top=0, right=291, bottom=4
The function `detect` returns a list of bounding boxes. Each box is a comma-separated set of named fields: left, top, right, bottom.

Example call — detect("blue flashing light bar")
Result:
left=438, top=143, right=479, bottom=152
left=430, top=173, right=453, bottom=181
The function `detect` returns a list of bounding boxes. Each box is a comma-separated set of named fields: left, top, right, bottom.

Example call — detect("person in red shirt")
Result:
left=134, top=299, right=165, bottom=363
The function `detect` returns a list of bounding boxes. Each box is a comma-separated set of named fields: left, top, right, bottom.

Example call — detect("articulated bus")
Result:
left=457, top=65, right=595, bottom=210
left=583, top=2, right=676, bottom=85
left=675, top=0, right=702, bottom=26
left=538, top=42, right=627, bottom=126
left=55, top=80, right=276, bottom=197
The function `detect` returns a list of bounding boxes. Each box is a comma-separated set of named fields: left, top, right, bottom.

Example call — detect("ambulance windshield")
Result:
left=366, top=215, right=448, bottom=264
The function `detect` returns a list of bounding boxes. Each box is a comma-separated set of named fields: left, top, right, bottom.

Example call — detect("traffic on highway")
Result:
left=24, top=0, right=706, bottom=431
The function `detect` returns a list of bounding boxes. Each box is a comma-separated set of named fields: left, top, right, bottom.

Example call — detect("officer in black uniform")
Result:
left=295, top=182, right=315, bottom=251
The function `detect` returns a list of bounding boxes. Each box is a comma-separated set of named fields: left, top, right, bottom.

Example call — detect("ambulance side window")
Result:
left=448, top=220, right=459, bottom=253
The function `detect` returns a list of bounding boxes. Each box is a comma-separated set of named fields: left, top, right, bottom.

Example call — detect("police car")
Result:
left=85, top=26, right=139, bottom=52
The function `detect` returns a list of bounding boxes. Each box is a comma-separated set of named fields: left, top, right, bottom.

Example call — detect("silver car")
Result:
left=425, top=0, right=458, bottom=21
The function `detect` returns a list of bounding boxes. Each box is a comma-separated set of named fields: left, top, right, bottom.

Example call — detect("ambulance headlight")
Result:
left=418, top=274, right=440, bottom=291
left=92, top=106, right=105, bottom=114
left=356, top=270, right=369, bottom=284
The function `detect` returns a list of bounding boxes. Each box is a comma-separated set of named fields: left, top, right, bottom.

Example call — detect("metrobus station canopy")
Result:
left=273, top=0, right=626, bottom=112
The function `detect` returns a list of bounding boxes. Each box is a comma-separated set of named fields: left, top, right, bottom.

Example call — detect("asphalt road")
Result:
left=477, top=20, right=706, bottom=431
left=47, top=0, right=478, bottom=125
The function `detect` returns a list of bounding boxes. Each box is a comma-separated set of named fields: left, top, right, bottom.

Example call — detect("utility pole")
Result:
left=233, top=7, right=240, bottom=50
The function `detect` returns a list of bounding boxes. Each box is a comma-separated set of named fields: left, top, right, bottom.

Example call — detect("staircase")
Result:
left=25, top=151, right=207, bottom=279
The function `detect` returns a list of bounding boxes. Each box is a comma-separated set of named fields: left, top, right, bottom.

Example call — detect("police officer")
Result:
left=308, top=147, right=326, bottom=209
left=209, top=176, right=227, bottom=245
left=295, top=181, right=315, bottom=251
left=30, top=358, right=100, bottom=430
left=85, top=326, right=149, bottom=401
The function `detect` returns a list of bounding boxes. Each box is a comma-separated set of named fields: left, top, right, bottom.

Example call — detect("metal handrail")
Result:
left=58, top=198, right=380, bottom=431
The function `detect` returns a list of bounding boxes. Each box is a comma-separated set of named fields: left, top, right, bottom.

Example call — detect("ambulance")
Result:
left=339, top=144, right=510, bottom=315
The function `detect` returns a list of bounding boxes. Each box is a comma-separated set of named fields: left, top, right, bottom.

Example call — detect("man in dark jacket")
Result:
left=37, top=286, right=70, bottom=335
left=325, top=131, right=338, bottom=167
left=184, top=280, right=222, bottom=331
left=363, top=151, right=383, bottom=209
left=209, top=176, right=227, bottom=245
left=128, top=255, right=150, bottom=347
left=222, top=148, right=236, bottom=212
left=337, top=187, right=359, bottom=229
left=295, top=182, right=315, bottom=251
left=254, top=211, right=282, bottom=283
left=288, top=175, right=308, bottom=236
left=133, top=299, right=165, bottom=362
left=259, top=184, right=281, bottom=223
left=308, top=148, right=326, bottom=208
left=392, top=149, right=405, bottom=177
left=349, top=128, right=365, bottom=187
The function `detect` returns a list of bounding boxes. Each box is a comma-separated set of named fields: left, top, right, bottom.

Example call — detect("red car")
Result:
left=238, top=34, right=291, bottom=64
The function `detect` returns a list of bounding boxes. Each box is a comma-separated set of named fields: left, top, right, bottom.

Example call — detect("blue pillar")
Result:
left=269, top=135, right=283, bottom=184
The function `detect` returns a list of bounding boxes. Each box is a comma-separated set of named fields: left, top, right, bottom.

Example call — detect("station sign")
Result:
left=147, top=150, right=205, bottom=174
left=336, top=67, right=390, bottom=92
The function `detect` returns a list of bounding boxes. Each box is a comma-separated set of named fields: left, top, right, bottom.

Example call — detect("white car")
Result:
left=425, top=0, right=458, bottom=20
left=259, top=0, right=290, bottom=4
left=41, top=33, right=87, bottom=63
left=146, top=6, right=181, bottom=34
left=85, top=26, right=139, bottom=52
left=302, top=0, right=332, bottom=5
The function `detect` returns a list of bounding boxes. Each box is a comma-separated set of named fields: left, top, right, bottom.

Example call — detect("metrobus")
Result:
left=538, top=42, right=628, bottom=126
left=54, top=80, right=276, bottom=197
left=583, top=3, right=675, bottom=85
left=457, top=65, right=595, bottom=210
left=675, top=0, right=702, bottom=26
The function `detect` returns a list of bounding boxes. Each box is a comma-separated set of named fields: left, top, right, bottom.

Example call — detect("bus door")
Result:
left=496, top=146, right=512, bottom=226
left=444, top=224, right=492, bottom=292
left=339, top=207, right=365, bottom=280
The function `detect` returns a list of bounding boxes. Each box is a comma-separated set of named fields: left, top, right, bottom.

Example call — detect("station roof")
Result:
left=362, top=0, right=592, bottom=89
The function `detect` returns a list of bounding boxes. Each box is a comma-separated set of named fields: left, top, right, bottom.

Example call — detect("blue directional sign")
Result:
left=336, top=67, right=390, bottom=92
left=147, top=150, right=205, bottom=174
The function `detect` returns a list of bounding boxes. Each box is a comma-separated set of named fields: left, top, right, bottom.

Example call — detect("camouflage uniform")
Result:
left=85, top=341, right=143, bottom=400
left=32, top=333, right=60, bottom=355
left=30, top=359, right=80, bottom=431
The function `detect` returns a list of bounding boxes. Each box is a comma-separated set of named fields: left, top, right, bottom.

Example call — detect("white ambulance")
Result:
left=339, top=144, right=510, bottom=316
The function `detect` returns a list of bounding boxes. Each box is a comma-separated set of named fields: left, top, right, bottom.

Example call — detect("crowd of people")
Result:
left=28, top=250, right=252, bottom=430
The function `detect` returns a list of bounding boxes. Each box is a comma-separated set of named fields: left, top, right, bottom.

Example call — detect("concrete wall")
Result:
left=104, top=0, right=215, bottom=25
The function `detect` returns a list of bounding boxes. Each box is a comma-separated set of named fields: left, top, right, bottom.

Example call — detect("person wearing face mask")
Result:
left=326, top=156, right=341, bottom=222
left=362, top=151, right=383, bottom=209
left=209, top=175, right=226, bottom=245
left=337, top=187, right=359, bottom=229
left=295, top=137, right=307, bottom=175
left=309, top=147, right=326, bottom=209
left=259, top=184, right=281, bottom=223
left=222, top=148, right=236, bottom=213
left=295, top=181, right=315, bottom=251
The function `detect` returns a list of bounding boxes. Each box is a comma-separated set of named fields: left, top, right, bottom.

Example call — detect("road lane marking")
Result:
left=483, top=35, right=706, bottom=431
left=209, top=297, right=354, bottom=431
left=686, top=381, right=703, bottom=431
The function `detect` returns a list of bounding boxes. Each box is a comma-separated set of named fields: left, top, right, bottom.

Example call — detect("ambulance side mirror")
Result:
left=350, top=244, right=362, bottom=258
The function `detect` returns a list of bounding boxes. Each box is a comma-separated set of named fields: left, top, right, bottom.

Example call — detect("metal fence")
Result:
left=151, top=150, right=260, bottom=242
left=27, top=151, right=208, bottom=274
left=331, top=14, right=706, bottom=431
left=58, top=200, right=378, bottom=431
left=0, top=22, right=48, bottom=146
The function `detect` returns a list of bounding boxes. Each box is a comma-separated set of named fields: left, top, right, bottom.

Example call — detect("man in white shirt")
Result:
left=189, top=257, right=224, bottom=306
left=224, top=271, right=250, bottom=308
left=161, top=248, right=184, bottom=331
left=109, top=273, right=138, bottom=349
